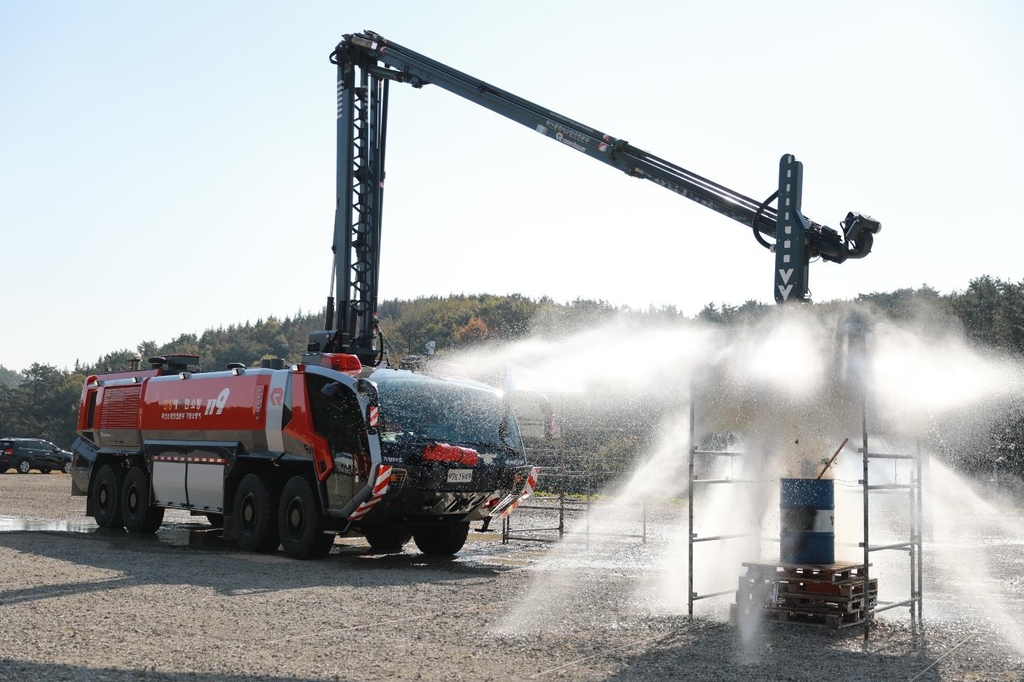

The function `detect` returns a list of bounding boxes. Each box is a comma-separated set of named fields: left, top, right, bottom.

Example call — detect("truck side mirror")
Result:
left=355, top=378, right=379, bottom=404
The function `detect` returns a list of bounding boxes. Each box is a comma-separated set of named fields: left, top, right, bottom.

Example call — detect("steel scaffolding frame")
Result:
left=858, top=388, right=925, bottom=637
left=687, top=379, right=926, bottom=629
left=687, top=387, right=762, bottom=616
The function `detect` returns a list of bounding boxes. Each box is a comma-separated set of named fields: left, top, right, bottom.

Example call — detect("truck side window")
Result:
left=307, top=377, right=364, bottom=455
left=86, top=391, right=98, bottom=429
left=282, top=380, right=292, bottom=428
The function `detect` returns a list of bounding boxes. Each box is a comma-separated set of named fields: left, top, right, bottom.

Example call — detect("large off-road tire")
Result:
left=362, top=524, right=412, bottom=553
left=278, top=475, right=334, bottom=560
left=121, top=466, right=164, bottom=534
left=235, top=473, right=280, bottom=553
left=412, top=521, right=470, bottom=556
left=92, top=463, right=125, bottom=529
left=17, top=460, right=31, bottom=474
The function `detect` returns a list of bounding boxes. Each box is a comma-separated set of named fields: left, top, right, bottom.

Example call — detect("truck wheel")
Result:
left=17, top=460, right=31, bottom=474
left=122, top=467, right=164, bottom=534
left=63, top=461, right=72, bottom=474
left=362, top=524, right=412, bottom=552
left=278, top=475, right=334, bottom=560
left=412, top=521, right=470, bottom=556
left=235, top=473, right=280, bottom=553
left=92, top=463, right=125, bottom=529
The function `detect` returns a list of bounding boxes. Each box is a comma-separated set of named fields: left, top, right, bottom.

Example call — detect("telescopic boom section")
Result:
left=311, top=34, right=390, bottom=366
left=321, top=31, right=880, bottom=356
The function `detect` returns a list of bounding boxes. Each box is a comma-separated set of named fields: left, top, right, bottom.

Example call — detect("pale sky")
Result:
left=1, top=1, right=1021, bottom=372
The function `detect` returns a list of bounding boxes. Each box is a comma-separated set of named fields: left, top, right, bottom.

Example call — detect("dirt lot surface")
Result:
left=1, top=472, right=1023, bottom=681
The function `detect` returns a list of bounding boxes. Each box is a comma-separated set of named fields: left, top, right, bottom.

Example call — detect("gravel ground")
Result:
left=1, top=473, right=1023, bottom=681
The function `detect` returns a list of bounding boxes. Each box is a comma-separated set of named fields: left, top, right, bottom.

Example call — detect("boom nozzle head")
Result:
left=841, top=212, right=881, bottom=260
left=843, top=212, right=881, bottom=243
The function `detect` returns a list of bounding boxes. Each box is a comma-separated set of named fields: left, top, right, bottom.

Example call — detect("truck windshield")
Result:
left=376, top=375, right=523, bottom=453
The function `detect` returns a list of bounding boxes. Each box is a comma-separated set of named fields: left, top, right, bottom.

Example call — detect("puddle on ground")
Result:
left=0, top=514, right=230, bottom=549
left=0, top=516, right=96, bottom=533
left=0, top=514, right=548, bottom=568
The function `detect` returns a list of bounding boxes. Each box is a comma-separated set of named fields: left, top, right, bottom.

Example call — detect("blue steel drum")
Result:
left=780, top=478, right=835, bottom=565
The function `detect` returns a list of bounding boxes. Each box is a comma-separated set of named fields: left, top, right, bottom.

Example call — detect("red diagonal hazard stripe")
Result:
left=491, top=466, right=540, bottom=519
left=347, top=465, right=392, bottom=521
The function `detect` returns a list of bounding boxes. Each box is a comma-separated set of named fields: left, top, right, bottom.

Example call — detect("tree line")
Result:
left=1, top=276, right=1022, bottom=483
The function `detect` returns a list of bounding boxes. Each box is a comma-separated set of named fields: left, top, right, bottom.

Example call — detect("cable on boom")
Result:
left=752, top=191, right=778, bottom=251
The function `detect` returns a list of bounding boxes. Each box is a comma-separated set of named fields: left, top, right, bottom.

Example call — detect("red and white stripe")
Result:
left=347, top=465, right=392, bottom=522
left=492, top=466, right=540, bottom=519
left=151, top=455, right=227, bottom=465
left=367, top=405, right=379, bottom=427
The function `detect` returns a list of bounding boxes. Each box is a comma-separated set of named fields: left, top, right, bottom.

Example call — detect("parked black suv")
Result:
left=0, top=438, right=73, bottom=474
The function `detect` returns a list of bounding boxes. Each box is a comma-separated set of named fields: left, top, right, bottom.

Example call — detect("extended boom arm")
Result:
left=316, top=30, right=881, bottom=364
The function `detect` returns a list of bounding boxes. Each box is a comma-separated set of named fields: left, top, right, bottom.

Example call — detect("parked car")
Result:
left=0, top=438, right=73, bottom=474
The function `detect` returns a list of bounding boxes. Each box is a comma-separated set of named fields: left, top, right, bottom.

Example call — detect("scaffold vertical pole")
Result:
left=862, top=379, right=871, bottom=640
left=688, top=383, right=695, bottom=618
left=921, top=436, right=929, bottom=622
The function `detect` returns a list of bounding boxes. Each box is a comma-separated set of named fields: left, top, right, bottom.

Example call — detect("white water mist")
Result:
left=439, top=305, right=1024, bottom=652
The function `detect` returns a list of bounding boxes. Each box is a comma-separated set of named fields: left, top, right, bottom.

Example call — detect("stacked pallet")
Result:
left=732, top=561, right=877, bottom=630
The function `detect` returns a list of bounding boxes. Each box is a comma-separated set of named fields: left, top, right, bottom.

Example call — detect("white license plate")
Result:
left=447, top=469, right=473, bottom=483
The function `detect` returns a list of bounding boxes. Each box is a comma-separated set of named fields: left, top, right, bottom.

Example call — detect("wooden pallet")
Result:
left=778, top=578, right=877, bottom=599
left=762, top=606, right=868, bottom=630
left=775, top=593, right=877, bottom=614
left=734, top=561, right=877, bottom=630
left=738, top=576, right=877, bottom=598
left=732, top=603, right=871, bottom=630
left=742, top=561, right=870, bottom=584
left=736, top=586, right=877, bottom=613
left=737, top=579, right=877, bottom=602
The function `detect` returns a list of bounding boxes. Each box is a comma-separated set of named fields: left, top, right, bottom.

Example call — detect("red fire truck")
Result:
left=71, top=353, right=538, bottom=559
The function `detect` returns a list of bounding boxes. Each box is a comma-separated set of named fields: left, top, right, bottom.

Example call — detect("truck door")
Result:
left=305, top=374, right=370, bottom=512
